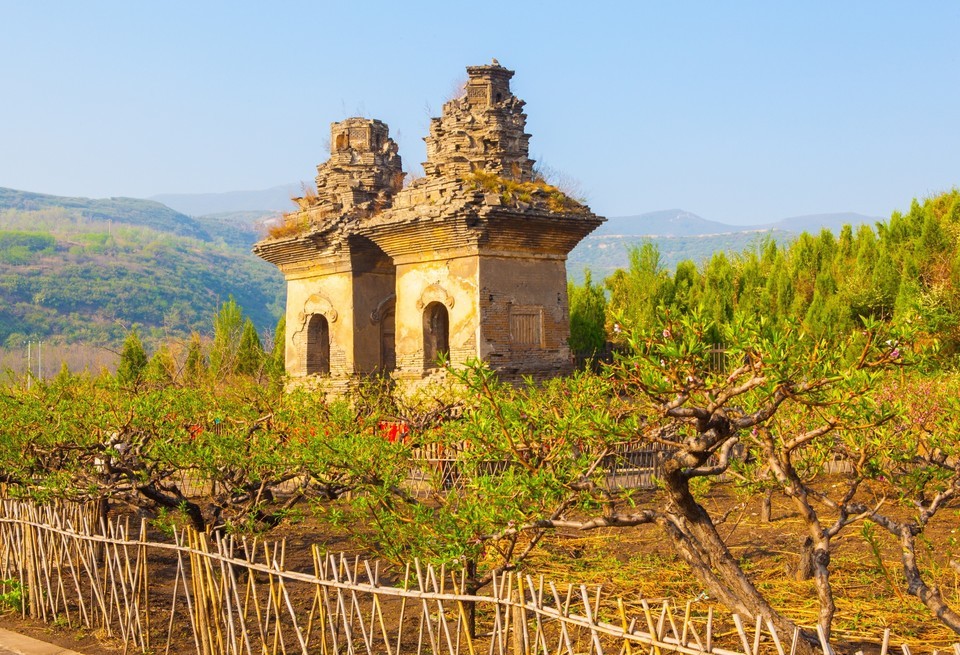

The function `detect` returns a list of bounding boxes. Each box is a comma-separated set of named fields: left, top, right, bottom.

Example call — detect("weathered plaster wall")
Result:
left=478, top=256, right=572, bottom=376
left=394, top=254, right=480, bottom=375
left=352, top=270, right=395, bottom=374
left=285, top=270, right=355, bottom=378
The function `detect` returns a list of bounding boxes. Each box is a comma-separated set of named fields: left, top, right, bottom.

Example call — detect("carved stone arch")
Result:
left=292, top=293, right=338, bottom=353
left=371, top=293, right=398, bottom=372
left=416, top=284, right=455, bottom=311
left=301, top=293, right=338, bottom=324
left=422, top=302, right=449, bottom=369
left=370, top=293, right=396, bottom=324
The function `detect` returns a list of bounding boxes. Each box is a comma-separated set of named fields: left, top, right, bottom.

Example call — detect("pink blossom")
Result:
left=662, top=329, right=671, bottom=339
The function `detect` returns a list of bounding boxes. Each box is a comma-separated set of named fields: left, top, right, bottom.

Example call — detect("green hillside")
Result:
left=0, top=187, right=211, bottom=240
left=0, top=194, right=283, bottom=349
left=193, top=210, right=279, bottom=250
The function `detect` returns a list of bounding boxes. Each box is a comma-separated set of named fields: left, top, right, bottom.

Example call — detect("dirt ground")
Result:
left=2, top=478, right=958, bottom=654
left=0, top=611, right=124, bottom=654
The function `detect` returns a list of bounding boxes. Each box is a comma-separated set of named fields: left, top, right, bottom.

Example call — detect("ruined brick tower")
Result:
left=255, top=61, right=604, bottom=388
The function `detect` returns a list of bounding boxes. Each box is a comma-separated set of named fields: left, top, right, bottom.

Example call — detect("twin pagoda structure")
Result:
left=254, top=62, right=604, bottom=388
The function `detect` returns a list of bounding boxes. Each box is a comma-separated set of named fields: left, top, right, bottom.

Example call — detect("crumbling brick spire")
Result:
left=422, top=60, right=535, bottom=182
left=294, top=117, right=404, bottom=221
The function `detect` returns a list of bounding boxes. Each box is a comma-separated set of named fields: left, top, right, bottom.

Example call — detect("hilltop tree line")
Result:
left=569, top=189, right=960, bottom=358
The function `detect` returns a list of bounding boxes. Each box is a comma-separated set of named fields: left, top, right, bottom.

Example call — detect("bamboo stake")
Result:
left=50, top=523, right=73, bottom=626
left=31, top=519, right=54, bottom=621
left=319, top=559, right=341, bottom=655
left=765, top=619, right=785, bottom=655
left=706, top=607, right=713, bottom=655
left=816, top=624, right=834, bottom=655
left=24, top=520, right=37, bottom=619
left=263, top=541, right=286, bottom=655
left=120, top=516, right=145, bottom=651
left=365, top=560, right=394, bottom=655
left=241, top=537, right=269, bottom=653
left=276, top=565, right=309, bottom=655
left=177, top=528, right=204, bottom=655
left=396, top=562, right=409, bottom=655
left=640, top=600, right=661, bottom=655
left=221, top=534, right=254, bottom=655
left=434, top=564, right=458, bottom=655
left=731, top=615, right=751, bottom=655
left=73, top=521, right=111, bottom=635
left=140, top=519, right=151, bottom=652
left=579, top=585, right=603, bottom=655
left=110, top=520, right=135, bottom=649
left=618, top=598, right=633, bottom=655
left=489, top=573, right=504, bottom=655
left=212, top=533, right=239, bottom=655
left=344, top=555, right=373, bottom=655
left=163, top=533, right=185, bottom=655
left=67, top=539, right=91, bottom=628
left=547, top=581, right=574, bottom=655
left=415, top=560, right=440, bottom=655
left=454, top=569, right=475, bottom=655
left=305, top=546, right=327, bottom=655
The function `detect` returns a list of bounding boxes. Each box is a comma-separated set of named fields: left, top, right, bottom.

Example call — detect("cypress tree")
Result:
left=237, top=318, right=264, bottom=376
left=184, top=332, right=206, bottom=382
left=116, top=330, right=148, bottom=386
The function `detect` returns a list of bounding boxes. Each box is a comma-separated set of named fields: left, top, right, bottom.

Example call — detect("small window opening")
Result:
left=306, top=314, right=330, bottom=375
left=380, top=309, right=396, bottom=372
left=423, top=302, right=449, bottom=368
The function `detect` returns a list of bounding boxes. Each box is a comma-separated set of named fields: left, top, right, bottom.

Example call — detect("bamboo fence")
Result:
left=0, top=499, right=955, bottom=655
left=406, top=440, right=673, bottom=496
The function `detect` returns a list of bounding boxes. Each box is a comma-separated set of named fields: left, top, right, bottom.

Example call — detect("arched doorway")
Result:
left=306, top=314, right=330, bottom=375
left=380, top=308, right=396, bottom=372
left=423, top=302, right=449, bottom=368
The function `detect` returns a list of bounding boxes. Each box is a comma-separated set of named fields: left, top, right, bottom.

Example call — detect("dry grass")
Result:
left=265, top=213, right=309, bottom=239
left=466, top=170, right=587, bottom=213
left=515, top=489, right=960, bottom=651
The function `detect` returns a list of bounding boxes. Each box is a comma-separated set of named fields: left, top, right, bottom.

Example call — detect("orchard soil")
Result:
left=3, top=477, right=958, bottom=655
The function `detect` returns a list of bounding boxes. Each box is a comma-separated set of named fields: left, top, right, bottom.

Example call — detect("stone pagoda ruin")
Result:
left=254, top=61, right=604, bottom=388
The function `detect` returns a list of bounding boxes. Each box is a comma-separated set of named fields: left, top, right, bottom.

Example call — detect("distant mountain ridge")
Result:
left=151, top=184, right=301, bottom=217
left=596, top=209, right=883, bottom=237
left=0, top=187, right=211, bottom=240
left=594, top=210, right=740, bottom=237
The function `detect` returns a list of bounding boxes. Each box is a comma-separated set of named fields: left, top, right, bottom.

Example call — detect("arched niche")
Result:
left=305, top=314, right=331, bottom=376
left=422, top=302, right=450, bottom=369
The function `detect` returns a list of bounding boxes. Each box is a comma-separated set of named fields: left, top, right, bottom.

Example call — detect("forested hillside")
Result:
left=0, top=192, right=283, bottom=350
left=0, top=187, right=211, bottom=239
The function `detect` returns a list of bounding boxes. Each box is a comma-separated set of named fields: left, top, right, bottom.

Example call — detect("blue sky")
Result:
left=2, top=1, right=958, bottom=223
